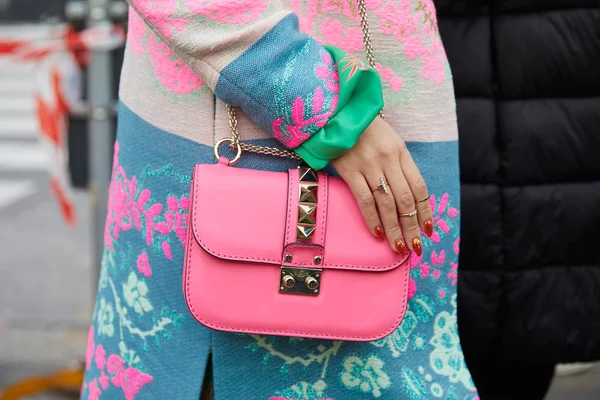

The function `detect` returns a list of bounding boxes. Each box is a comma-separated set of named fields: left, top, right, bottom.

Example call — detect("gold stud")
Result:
left=298, top=167, right=318, bottom=183
left=298, top=204, right=317, bottom=224
left=299, top=183, right=318, bottom=204
left=285, top=254, right=293, bottom=263
left=296, top=224, right=316, bottom=242
left=314, top=256, right=322, bottom=265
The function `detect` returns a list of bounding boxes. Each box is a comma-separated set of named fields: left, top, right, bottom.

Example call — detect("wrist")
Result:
left=295, top=45, right=384, bottom=169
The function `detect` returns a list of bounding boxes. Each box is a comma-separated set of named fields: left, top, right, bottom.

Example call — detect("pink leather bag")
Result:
left=183, top=158, right=410, bottom=341
left=182, top=0, right=408, bottom=341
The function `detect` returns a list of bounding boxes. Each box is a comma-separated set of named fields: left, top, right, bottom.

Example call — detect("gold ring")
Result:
left=399, top=209, right=417, bottom=218
left=417, top=195, right=430, bottom=203
left=372, top=177, right=390, bottom=194
left=214, top=138, right=242, bottom=165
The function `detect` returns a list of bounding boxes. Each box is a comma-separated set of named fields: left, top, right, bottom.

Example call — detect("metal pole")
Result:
left=86, top=0, right=113, bottom=295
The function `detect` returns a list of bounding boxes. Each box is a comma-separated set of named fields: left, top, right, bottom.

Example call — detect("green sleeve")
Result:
left=295, top=45, right=384, bottom=170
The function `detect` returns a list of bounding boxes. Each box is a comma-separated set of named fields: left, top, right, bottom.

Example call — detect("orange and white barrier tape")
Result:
left=0, top=23, right=125, bottom=227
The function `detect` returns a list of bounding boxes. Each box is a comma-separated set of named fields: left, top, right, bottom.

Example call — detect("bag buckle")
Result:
left=279, top=266, right=322, bottom=296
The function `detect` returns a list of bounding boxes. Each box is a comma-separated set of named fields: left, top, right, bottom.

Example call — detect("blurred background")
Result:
left=0, top=0, right=598, bottom=399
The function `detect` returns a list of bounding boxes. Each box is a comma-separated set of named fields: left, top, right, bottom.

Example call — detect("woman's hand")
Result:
left=331, top=117, right=433, bottom=256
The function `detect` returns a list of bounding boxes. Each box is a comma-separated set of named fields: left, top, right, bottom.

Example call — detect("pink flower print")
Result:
left=148, top=33, right=204, bottom=94
left=375, top=63, right=404, bottom=92
left=448, top=261, right=458, bottom=286
left=377, top=0, right=418, bottom=43
left=88, top=379, right=101, bottom=400
left=104, top=149, right=189, bottom=260
left=422, top=52, right=446, bottom=84
left=389, top=76, right=403, bottom=92
left=99, top=371, right=110, bottom=390
left=107, top=354, right=124, bottom=375
left=378, top=1, right=401, bottom=35
left=180, top=196, right=189, bottom=210
left=366, top=0, right=385, bottom=9
left=321, top=18, right=364, bottom=52
left=448, top=208, right=459, bottom=219
left=85, top=327, right=94, bottom=370
left=137, top=251, right=152, bottom=277
left=403, top=35, right=425, bottom=60
left=272, top=85, right=337, bottom=148
left=130, top=0, right=185, bottom=41
left=167, top=196, right=178, bottom=211
left=315, top=0, right=357, bottom=21
left=112, top=141, right=120, bottom=170
left=426, top=193, right=459, bottom=244
left=293, top=0, right=318, bottom=35
left=161, top=241, right=172, bottom=260
left=185, top=0, right=269, bottom=24
left=163, top=195, right=189, bottom=243
left=296, top=0, right=383, bottom=37
left=431, top=250, right=444, bottom=280
left=95, top=344, right=106, bottom=370
left=316, top=51, right=340, bottom=93
left=408, top=278, right=417, bottom=299
left=418, top=0, right=439, bottom=33
left=108, top=354, right=153, bottom=400
left=439, top=289, right=445, bottom=298
left=410, top=250, right=423, bottom=269
left=128, top=10, right=146, bottom=56
left=453, top=238, right=460, bottom=254
left=431, top=249, right=445, bottom=266
left=420, top=262, right=430, bottom=279
left=272, top=120, right=309, bottom=148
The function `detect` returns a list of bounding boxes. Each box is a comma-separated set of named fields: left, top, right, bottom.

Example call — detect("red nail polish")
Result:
left=396, top=239, right=407, bottom=257
left=413, top=238, right=422, bottom=257
left=375, top=226, right=384, bottom=240
left=424, top=220, right=433, bottom=237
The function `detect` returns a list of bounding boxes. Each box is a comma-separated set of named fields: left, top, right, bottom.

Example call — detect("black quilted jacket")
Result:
left=435, top=0, right=600, bottom=372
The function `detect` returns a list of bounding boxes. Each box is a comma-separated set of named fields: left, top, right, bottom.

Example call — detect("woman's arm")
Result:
left=126, top=0, right=382, bottom=167
left=128, top=0, right=433, bottom=254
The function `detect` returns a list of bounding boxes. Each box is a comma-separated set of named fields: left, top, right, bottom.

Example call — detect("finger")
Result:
left=400, top=149, right=434, bottom=238
left=342, top=172, right=384, bottom=240
left=384, top=163, right=422, bottom=257
left=365, top=171, right=403, bottom=253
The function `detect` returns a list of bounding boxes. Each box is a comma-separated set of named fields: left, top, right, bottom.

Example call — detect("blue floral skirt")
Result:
left=80, top=103, right=478, bottom=400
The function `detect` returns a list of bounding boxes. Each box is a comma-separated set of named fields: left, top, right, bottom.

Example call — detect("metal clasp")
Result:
left=279, top=267, right=322, bottom=296
left=214, top=138, right=242, bottom=165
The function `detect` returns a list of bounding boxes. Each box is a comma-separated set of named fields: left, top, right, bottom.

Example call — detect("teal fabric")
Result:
left=80, top=103, right=477, bottom=400
left=215, top=14, right=341, bottom=151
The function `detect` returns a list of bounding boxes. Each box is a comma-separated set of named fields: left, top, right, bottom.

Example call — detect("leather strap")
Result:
left=282, top=167, right=328, bottom=266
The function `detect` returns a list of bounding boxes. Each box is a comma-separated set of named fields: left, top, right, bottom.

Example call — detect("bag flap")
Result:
left=190, top=163, right=408, bottom=271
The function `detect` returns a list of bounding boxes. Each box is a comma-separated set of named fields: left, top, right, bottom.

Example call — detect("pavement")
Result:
left=1, top=27, right=599, bottom=400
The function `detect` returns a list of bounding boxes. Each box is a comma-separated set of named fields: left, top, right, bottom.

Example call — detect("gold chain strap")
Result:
left=357, top=0, right=376, bottom=68
left=222, top=0, right=376, bottom=162
left=226, top=104, right=302, bottom=160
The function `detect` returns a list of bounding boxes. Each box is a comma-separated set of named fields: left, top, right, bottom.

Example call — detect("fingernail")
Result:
left=413, top=238, right=422, bottom=257
left=424, top=220, right=433, bottom=237
left=375, top=226, right=384, bottom=240
left=395, top=239, right=407, bottom=257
